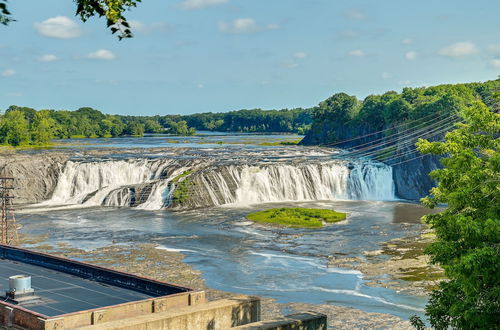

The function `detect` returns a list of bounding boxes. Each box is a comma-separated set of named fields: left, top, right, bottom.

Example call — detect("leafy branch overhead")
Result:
left=76, top=0, right=142, bottom=40
left=0, top=1, right=14, bottom=25
left=0, top=0, right=142, bottom=39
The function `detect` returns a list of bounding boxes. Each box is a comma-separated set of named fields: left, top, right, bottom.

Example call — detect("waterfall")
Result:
left=44, top=159, right=176, bottom=208
left=188, top=162, right=394, bottom=207
left=233, top=164, right=350, bottom=204
left=43, top=158, right=395, bottom=210
left=348, top=162, right=395, bottom=200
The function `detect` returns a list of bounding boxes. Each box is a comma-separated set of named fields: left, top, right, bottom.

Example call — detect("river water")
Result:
left=16, top=133, right=429, bottom=321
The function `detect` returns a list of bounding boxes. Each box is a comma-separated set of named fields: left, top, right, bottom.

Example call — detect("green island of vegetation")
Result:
left=246, top=208, right=347, bottom=228
left=171, top=171, right=194, bottom=204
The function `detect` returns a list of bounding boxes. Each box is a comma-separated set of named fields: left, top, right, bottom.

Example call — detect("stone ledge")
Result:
left=233, top=312, right=327, bottom=330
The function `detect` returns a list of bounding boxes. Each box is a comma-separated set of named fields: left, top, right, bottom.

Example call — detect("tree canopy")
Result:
left=0, top=106, right=200, bottom=147
left=1, top=0, right=142, bottom=39
left=305, top=79, right=500, bottom=145
left=411, top=98, right=499, bottom=328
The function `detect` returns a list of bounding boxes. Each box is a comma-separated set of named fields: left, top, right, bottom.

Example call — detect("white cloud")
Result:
left=37, top=54, right=59, bottom=62
left=402, top=38, right=413, bottom=45
left=285, top=61, right=298, bottom=69
left=1, top=69, right=15, bottom=77
left=405, top=51, right=417, bottom=60
left=438, top=41, right=478, bottom=58
left=487, top=45, right=500, bottom=56
left=337, top=30, right=358, bottom=39
left=95, top=79, right=118, bottom=85
left=218, top=18, right=279, bottom=34
left=34, top=16, right=82, bottom=39
left=489, top=59, right=500, bottom=68
left=179, top=0, right=229, bottom=10
left=266, top=23, right=280, bottom=30
left=4, top=92, right=22, bottom=97
left=87, top=49, right=116, bottom=60
left=381, top=72, right=392, bottom=79
left=344, top=9, right=366, bottom=20
left=348, top=50, right=365, bottom=57
left=128, top=20, right=171, bottom=34
left=197, top=83, right=204, bottom=89
left=294, top=52, right=307, bottom=59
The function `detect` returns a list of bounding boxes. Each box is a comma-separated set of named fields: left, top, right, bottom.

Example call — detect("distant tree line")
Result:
left=0, top=106, right=198, bottom=147
left=180, top=108, right=313, bottom=134
left=0, top=106, right=312, bottom=147
left=118, top=108, right=313, bottom=135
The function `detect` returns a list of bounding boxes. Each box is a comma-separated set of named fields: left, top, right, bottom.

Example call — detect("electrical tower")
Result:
left=0, top=166, right=19, bottom=245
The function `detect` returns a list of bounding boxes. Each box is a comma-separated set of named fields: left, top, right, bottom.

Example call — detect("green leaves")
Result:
left=2, top=1, right=142, bottom=39
left=0, top=0, right=14, bottom=25
left=415, top=93, right=500, bottom=328
left=0, top=110, right=30, bottom=146
left=75, top=0, right=142, bottom=40
left=314, top=93, right=360, bottom=122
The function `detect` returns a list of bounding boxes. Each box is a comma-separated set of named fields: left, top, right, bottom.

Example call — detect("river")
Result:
left=14, top=133, right=430, bottom=321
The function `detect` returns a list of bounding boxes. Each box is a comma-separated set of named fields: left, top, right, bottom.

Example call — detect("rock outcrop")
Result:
left=0, top=152, right=69, bottom=204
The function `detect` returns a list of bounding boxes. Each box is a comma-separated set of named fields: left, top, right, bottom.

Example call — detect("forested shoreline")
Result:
left=1, top=79, right=497, bottom=147
left=0, top=106, right=312, bottom=147
left=302, top=79, right=499, bottom=146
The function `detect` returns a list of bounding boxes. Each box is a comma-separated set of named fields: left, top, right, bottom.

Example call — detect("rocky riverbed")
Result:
left=329, top=230, right=443, bottom=297
left=22, top=235, right=433, bottom=329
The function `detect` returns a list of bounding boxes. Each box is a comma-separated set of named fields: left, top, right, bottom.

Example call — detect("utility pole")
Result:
left=0, top=166, right=19, bottom=245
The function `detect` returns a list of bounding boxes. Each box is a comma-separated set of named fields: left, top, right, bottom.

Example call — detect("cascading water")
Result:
left=189, top=162, right=394, bottom=207
left=232, top=164, right=350, bottom=204
left=43, top=157, right=395, bottom=210
left=348, top=162, right=395, bottom=200
left=44, top=159, right=178, bottom=208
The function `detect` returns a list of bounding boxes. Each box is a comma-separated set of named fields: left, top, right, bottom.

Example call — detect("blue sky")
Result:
left=1, top=0, right=499, bottom=115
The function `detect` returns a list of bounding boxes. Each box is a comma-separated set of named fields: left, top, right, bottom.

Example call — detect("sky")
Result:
left=1, top=0, right=499, bottom=116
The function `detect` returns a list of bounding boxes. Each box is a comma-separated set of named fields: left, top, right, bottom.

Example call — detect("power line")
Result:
left=318, top=111, right=454, bottom=148
left=334, top=116, right=461, bottom=160
left=341, top=114, right=458, bottom=154
left=371, top=121, right=464, bottom=163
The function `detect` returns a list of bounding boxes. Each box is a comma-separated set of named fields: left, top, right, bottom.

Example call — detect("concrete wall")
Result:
left=0, top=291, right=205, bottom=329
left=234, top=312, right=327, bottom=330
left=77, top=296, right=261, bottom=330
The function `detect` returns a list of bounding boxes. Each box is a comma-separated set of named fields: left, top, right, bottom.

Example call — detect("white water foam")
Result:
left=155, top=245, right=197, bottom=253
left=40, top=158, right=395, bottom=209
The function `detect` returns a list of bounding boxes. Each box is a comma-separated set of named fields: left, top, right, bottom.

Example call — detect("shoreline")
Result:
left=328, top=229, right=442, bottom=297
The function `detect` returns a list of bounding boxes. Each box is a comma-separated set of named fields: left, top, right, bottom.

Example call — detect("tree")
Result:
left=412, top=101, right=499, bottom=329
left=144, top=120, right=163, bottom=133
left=383, top=98, right=412, bottom=123
left=0, top=110, right=30, bottom=146
left=358, top=95, right=385, bottom=128
left=1, top=0, right=142, bottom=39
left=124, top=121, right=145, bottom=136
left=6, top=105, right=36, bottom=125
left=313, top=93, right=360, bottom=122
left=167, top=120, right=195, bottom=136
left=31, top=110, right=56, bottom=145
left=108, top=116, right=126, bottom=137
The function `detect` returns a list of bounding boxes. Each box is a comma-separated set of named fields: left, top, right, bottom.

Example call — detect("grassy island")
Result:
left=246, top=208, right=347, bottom=228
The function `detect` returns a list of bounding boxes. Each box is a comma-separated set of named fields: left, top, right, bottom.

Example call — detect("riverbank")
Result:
left=329, top=229, right=442, bottom=297
left=22, top=237, right=422, bottom=328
